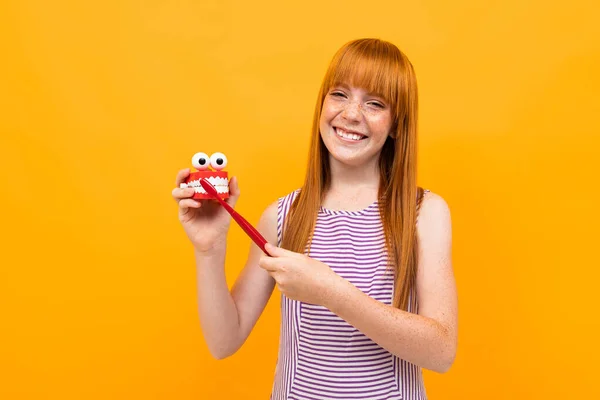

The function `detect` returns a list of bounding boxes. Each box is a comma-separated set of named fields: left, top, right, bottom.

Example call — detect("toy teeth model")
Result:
left=180, top=152, right=229, bottom=200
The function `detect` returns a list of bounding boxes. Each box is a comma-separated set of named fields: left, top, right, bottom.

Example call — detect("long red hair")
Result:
left=280, top=38, right=423, bottom=310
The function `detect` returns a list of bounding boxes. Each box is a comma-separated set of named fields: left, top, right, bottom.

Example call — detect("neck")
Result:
left=322, top=155, right=380, bottom=210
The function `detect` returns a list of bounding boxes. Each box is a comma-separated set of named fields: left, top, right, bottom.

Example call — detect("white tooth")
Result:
left=209, top=176, right=221, bottom=186
left=191, top=176, right=229, bottom=194
left=216, top=184, right=229, bottom=194
left=182, top=180, right=230, bottom=195
left=336, top=128, right=362, bottom=140
left=336, top=128, right=362, bottom=141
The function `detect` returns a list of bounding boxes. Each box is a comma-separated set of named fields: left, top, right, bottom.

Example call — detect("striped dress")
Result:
left=270, top=189, right=429, bottom=400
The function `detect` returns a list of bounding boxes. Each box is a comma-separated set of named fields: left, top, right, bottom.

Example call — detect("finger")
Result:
left=172, top=187, right=196, bottom=201
left=258, top=256, right=279, bottom=272
left=225, top=176, right=240, bottom=207
left=265, top=243, right=299, bottom=258
left=178, top=198, right=202, bottom=210
left=175, top=168, right=191, bottom=187
left=268, top=271, right=281, bottom=285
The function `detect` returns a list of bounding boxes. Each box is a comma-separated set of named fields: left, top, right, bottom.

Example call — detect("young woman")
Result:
left=173, top=38, right=457, bottom=400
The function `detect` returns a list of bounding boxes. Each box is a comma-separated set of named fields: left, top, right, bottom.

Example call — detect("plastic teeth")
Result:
left=180, top=177, right=229, bottom=194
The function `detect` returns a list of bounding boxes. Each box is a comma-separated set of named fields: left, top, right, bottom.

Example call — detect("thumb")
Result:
left=265, top=243, right=296, bottom=258
left=225, top=176, right=240, bottom=206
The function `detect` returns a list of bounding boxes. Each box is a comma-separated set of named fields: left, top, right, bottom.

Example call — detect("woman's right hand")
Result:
left=172, top=168, right=241, bottom=254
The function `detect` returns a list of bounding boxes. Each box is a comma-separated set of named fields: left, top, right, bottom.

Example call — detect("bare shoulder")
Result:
left=415, top=190, right=454, bottom=297
left=257, top=199, right=279, bottom=245
left=415, top=189, right=455, bottom=304
left=262, top=199, right=279, bottom=218
left=257, top=189, right=299, bottom=244
left=417, top=190, right=452, bottom=243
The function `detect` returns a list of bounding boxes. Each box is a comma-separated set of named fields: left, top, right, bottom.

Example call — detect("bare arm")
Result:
left=326, top=192, right=458, bottom=372
left=196, top=200, right=278, bottom=359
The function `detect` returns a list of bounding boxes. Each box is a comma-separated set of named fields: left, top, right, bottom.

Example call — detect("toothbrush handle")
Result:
left=216, top=197, right=271, bottom=256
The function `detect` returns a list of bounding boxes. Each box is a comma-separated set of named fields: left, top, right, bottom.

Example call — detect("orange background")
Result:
left=1, top=0, right=599, bottom=399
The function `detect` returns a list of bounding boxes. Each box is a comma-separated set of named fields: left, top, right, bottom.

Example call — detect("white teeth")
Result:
left=190, top=186, right=229, bottom=194
left=336, top=128, right=364, bottom=141
left=180, top=177, right=230, bottom=194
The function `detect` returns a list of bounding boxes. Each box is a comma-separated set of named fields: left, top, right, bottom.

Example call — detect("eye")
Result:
left=330, top=91, right=346, bottom=98
left=191, top=152, right=210, bottom=170
left=210, top=152, right=228, bottom=171
left=369, top=102, right=385, bottom=108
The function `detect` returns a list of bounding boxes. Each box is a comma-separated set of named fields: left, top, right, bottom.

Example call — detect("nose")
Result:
left=341, top=99, right=363, bottom=120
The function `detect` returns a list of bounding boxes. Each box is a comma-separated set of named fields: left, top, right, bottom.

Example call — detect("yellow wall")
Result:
left=2, top=1, right=599, bottom=398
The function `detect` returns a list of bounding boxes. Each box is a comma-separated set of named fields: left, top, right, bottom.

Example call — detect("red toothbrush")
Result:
left=199, top=178, right=271, bottom=256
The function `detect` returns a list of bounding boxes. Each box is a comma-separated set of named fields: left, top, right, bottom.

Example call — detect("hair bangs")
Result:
left=324, top=41, right=400, bottom=114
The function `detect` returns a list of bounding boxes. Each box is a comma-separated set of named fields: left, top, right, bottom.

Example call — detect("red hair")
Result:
left=281, top=38, right=423, bottom=310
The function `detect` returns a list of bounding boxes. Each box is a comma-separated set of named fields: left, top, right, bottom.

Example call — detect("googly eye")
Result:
left=191, top=152, right=210, bottom=170
left=210, top=152, right=228, bottom=171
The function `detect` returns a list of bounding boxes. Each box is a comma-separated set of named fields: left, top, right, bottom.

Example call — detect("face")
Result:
left=319, top=83, right=394, bottom=169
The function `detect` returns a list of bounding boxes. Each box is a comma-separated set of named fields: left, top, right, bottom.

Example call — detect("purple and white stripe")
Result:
left=271, top=190, right=428, bottom=400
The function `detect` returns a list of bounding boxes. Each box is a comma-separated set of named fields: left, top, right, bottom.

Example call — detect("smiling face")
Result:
left=319, top=82, right=394, bottom=169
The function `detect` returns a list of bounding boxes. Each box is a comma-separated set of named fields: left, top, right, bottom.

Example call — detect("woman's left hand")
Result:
left=259, top=243, right=343, bottom=306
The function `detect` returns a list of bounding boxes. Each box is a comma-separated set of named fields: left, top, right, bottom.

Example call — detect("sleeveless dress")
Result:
left=270, top=189, right=430, bottom=400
